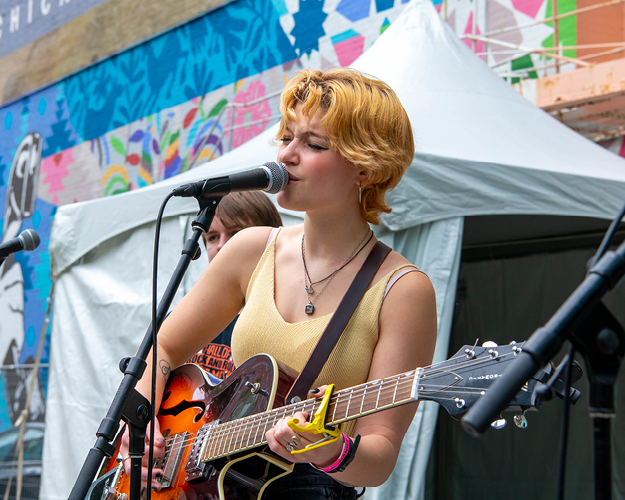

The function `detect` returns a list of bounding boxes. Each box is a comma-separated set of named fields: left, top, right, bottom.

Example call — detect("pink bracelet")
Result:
left=317, top=433, right=350, bottom=473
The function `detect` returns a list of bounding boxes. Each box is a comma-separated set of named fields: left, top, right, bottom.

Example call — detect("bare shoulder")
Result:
left=378, top=248, right=434, bottom=298
left=376, top=248, right=437, bottom=362
left=213, top=226, right=276, bottom=263
left=205, top=225, right=278, bottom=290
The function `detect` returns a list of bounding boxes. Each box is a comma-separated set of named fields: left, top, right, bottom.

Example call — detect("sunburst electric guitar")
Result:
left=90, top=341, right=574, bottom=500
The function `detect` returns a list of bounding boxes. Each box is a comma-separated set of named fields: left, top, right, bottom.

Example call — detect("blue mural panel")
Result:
left=291, top=0, right=328, bottom=55
left=63, top=0, right=297, bottom=143
left=337, top=0, right=370, bottom=22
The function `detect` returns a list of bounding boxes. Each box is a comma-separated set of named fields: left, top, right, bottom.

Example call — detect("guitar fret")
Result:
left=238, top=418, right=249, bottom=450
left=360, top=384, right=367, bottom=414
left=253, top=412, right=267, bottom=446
left=363, top=380, right=378, bottom=415
left=230, top=421, right=243, bottom=453
left=243, top=419, right=253, bottom=449
left=392, top=376, right=399, bottom=405
left=332, top=391, right=340, bottom=421
left=232, top=419, right=243, bottom=454
left=218, top=423, right=230, bottom=456
left=245, top=414, right=258, bottom=448
left=225, top=421, right=236, bottom=453
left=208, top=427, right=218, bottom=458
left=249, top=415, right=259, bottom=448
left=237, top=419, right=246, bottom=452
left=258, top=413, right=270, bottom=445
left=213, top=424, right=224, bottom=457
left=223, top=421, right=234, bottom=456
left=335, top=389, right=346, bottom=420
left=213, top=426, right=222, bottom=457
left=345, top=389, right=353, bottom=419
left=218, top=422, right=229, bottom=456
left=381, top=378, right=394, bottom=407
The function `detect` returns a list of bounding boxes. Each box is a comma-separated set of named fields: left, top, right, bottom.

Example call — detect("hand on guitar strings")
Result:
left=119, top=418, right=167, bottom=491
left=265, top=386, right=345, bottom=470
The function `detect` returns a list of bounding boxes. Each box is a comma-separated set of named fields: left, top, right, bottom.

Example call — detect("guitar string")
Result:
left=157, top=388, right=514, bottom=466
left=159, top=351, right=522, bottom=455
left=159, top=370, right=519, bottom=459
left=147, top=348, right=525, bottom=461
left=201, top=353, right=522, bottom=458
left=159, top=376, right=511, bottom=462
left=143, top=373, right=510, bottom=475
left=164, top=345, right=526, bottom=450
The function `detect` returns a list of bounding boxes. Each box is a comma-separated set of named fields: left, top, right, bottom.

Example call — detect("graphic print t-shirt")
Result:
left=187, top=316, right=237, bottom=381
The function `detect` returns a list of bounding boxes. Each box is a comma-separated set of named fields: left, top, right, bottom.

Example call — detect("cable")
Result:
left=588, top=200, right=625, bottom=270
left=147, top=191, right=175, bottom=500
left=556, top=343, right=575, bottom=500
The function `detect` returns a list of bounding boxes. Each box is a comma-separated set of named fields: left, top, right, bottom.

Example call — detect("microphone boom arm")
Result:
left=461, top=238, right=625, bottom=437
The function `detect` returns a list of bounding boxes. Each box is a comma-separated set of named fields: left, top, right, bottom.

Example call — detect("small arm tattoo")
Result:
left=159, top=359, right=171, bottom=381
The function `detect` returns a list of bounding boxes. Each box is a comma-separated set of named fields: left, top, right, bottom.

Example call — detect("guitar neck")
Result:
left=201, top=368, right=423, bottom=462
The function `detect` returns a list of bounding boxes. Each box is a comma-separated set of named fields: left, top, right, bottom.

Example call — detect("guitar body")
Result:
left=99, top=354, right=294, bottom=500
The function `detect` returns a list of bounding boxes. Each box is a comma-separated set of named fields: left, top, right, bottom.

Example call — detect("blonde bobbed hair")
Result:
left=276, top=68, right=415, bottom=225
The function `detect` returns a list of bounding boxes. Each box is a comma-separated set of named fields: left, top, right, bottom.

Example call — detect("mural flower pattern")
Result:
left=230, top=80, right=273, bottom=149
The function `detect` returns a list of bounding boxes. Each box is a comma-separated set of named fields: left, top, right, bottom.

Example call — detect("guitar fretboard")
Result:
left=200, top=368, right=422, bottom=462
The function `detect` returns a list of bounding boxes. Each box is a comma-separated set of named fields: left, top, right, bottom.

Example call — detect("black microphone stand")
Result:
left=461, top=220, right=625, bottom=500
left=67, top=195, right=222, bottom=500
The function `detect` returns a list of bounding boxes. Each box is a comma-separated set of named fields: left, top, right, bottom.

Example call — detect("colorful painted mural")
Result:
left=0, top=0, right=609, bottom=435
left=0, top=0, right=412, bottom=433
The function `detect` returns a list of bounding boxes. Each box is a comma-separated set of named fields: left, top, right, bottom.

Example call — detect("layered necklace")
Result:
left=301, top=228, right=374, bottom=315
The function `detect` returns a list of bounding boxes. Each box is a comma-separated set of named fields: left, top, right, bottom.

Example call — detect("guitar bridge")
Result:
left=154, top=432, right=188, bottom=488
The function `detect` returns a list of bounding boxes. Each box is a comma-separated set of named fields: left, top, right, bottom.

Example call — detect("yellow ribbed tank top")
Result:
left=232, top=230, right=415, bottom=433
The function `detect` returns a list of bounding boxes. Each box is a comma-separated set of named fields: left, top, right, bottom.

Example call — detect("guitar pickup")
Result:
left=154, top=432, right=188, bottom=487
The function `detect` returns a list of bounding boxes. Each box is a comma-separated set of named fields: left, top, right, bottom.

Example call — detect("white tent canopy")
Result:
left=42, top=0, right=625, bottom=499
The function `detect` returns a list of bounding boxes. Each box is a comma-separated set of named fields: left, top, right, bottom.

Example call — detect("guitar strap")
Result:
left=286, top=240, right=392, bottom=404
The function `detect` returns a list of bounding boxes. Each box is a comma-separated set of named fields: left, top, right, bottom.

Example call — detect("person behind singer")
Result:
left=121, top=67, right=437, bottom=499
left=187, top=191, right=282, bottom=381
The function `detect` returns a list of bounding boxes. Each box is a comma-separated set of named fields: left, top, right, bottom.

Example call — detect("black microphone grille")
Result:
left=262, top=162, right=289, bottom=194
left=19, top=229, right=41, bottom=251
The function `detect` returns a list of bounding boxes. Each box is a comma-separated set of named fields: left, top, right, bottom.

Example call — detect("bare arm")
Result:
left=135, top=226, right=271, bottom=405
left=119, top=226, right=273, bottom=486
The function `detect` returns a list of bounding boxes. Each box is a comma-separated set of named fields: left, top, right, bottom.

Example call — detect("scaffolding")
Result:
left=446, top=0, right=625, bottom=142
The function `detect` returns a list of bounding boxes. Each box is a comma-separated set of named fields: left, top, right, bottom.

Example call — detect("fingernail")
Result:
left=310, top=388, right=320, bottom=394
left=152, top=487, right=159, bottom=492
left=158, top=438, right=165, bottom=443
left=155, top=473, right=162, bottom=479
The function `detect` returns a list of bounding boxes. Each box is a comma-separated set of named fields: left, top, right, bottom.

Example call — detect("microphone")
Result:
left=0, top=229, right=41, bottom=258
left=172, top=162, right=289, bottom=198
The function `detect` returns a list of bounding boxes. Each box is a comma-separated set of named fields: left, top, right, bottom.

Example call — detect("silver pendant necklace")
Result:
left=301, top=229, right=373, bottom=315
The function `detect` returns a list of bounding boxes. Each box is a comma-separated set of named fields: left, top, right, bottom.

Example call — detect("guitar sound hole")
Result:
left=160, top=400, right=206, bottom=417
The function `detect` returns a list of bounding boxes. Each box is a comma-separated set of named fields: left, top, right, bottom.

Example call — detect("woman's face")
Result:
left=276, top=104, right=362, bottom=215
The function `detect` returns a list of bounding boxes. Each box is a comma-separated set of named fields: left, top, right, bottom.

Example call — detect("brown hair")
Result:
left=277, top=68, right=414, bottom=224
left=201, top=191, right=282, bottom=245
